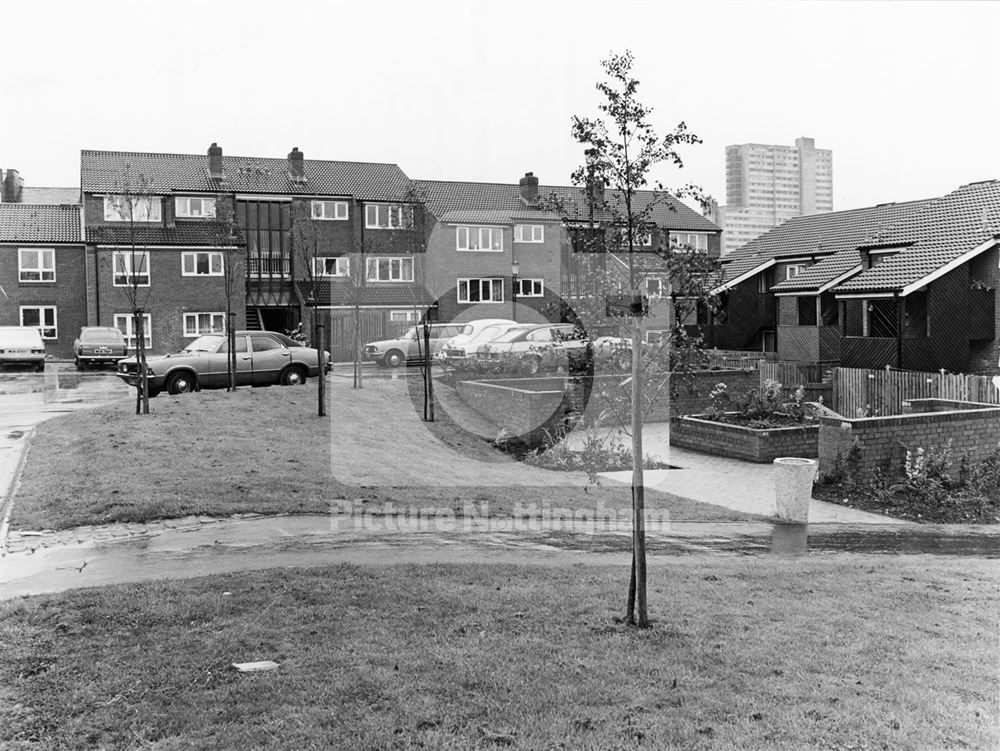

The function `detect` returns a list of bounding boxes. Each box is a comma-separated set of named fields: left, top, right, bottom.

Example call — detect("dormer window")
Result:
left=175, top=197, right=217, bottom=219
left=365, top=203, right=410, bottom=229
left=312, top=200, right=349, bottom=221
left=104, top=195, right=162, bottom=223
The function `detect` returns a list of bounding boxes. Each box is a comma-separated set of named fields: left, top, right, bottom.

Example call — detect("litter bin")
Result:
left=773, top=457, right=816, bottom=523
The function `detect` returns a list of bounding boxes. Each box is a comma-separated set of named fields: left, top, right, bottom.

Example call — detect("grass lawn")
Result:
left=1, top=558, right=997, bottom=750
left=11, top=377, right=760, bottom=531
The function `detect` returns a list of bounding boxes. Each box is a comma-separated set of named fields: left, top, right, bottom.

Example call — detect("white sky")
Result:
left=3, top=0, right=997, bottom=211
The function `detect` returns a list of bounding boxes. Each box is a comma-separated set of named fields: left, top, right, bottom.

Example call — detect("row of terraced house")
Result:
left=0, top=144, right=721, bottom=361
left=1, top=144, right=999, bottom=375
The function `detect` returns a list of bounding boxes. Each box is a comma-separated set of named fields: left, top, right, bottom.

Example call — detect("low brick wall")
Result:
left=818, top=399, right=1000, bottom=481
left=671, top=416, right=819, bottom=463
left=455, top=369, right=760, bottom=442
left=456, top=378, right=566, bottom=442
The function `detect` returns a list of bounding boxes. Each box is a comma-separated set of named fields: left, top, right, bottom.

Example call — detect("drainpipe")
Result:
left=895, top=292, right=903, bottom=369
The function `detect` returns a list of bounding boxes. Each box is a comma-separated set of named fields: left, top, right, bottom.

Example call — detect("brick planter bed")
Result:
left=671, top=415, right=819, bottom=463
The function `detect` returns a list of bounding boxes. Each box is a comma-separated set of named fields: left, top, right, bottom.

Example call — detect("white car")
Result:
left=474, top=323, right=589, bottom=374
left=0, top=326, right=46, bottom=371
left=439, top=319, right=520, bottom=363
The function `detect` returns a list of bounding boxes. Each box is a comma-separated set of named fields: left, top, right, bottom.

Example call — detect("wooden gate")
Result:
left=328, top=310, right=391, bottom=363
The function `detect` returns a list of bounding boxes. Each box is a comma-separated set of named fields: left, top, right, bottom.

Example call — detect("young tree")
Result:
left=103, top=165, right=156, bottom=416
left=571, top=50, right=708, bottom=628
left=290, top=201, right=327, bottom=416
left=209, top=193, right=244, bottom=392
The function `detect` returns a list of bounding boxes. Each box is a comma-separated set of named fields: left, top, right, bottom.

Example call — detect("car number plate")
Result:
left=6, top=349, right=28, bottom=354
left=94, top=347, right=111, bottom=354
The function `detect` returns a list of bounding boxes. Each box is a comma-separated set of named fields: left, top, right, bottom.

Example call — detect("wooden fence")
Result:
left=833, top=368, right=1000, bottom=417
left=327, top=311, right=411, bottom=362
left=703, top=349, right=776, bottom=369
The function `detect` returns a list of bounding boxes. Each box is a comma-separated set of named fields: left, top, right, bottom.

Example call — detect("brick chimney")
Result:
left=207, top=143, right=224, bottom=180
left=287, top=147, right=306, bottom=184
left=519, top=172, right=539, bottom=206
left=2, top=169, right=24, bottom=203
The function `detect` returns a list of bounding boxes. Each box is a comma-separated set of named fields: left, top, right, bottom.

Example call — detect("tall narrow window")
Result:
left=114, top=313, right=152, bottom=349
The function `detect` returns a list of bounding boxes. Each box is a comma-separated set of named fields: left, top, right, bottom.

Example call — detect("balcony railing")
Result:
left=247, top=255, right=290, bottom=278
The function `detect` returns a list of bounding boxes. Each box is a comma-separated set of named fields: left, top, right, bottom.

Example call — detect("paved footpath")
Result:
left=591, top=424, right=908, bottom=524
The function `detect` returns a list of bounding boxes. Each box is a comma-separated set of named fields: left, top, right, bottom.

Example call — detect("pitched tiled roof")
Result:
left=81, top=150, right=413, bottom=201
left=771, top=248, right=862, bottom=293
left=86, top=223, right=239, bottom=246
left=416, top=179, right=719, bottom=232
left=835, top=180, right=1000, bottom=294
left=0, top=204, right=81, bottom=243
left=719, top=197, right=939, bottom=291
left=19, top=187, right=80, bottom=204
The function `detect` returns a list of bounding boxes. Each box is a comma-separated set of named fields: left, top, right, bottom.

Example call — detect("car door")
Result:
left=248, top=333, right=290, bottom=385
left=210, top=335, right=253, bottom=386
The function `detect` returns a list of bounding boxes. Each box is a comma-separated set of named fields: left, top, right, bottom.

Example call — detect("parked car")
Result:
left=474, top=323, right=589, bottom=374
left=438, top=319, right=518, bottom=363
left=364, top=323, right=466, bottom=367
left=115, top=330, right=330, bottom=396
left=0, top=326, right=46, bottom=372
left=73, top=326, right=128, bottom=370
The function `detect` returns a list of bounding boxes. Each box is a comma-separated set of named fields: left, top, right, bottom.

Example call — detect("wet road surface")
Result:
left=2, top=514, right=997, bottom=601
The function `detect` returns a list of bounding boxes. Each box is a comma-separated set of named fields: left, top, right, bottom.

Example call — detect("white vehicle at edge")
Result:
left=437, top=319, right=518, bottom=363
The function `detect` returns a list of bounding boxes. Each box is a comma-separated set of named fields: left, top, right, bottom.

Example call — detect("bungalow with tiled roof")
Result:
left=81, top=145, right=427, bottom=357
left=712, top=180, right=1000, bottom=373
left=417, top=172, right=721, bottom=337
left=0, top=202, right=87, bottom=358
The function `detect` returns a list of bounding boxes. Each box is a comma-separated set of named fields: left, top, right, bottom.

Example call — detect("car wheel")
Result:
left=384, top=350, right=405, bottom=368
left=35, top=362, right=45, bottom=373
left=166, top=371, right=197, bottom=395
left=280, top=365, right=307, bottom=386
left=74, top=357, right=85, bottom=371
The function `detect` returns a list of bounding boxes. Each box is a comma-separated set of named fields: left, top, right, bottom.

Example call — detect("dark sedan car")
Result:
left=116, top=331, right=330, bottom=396
left=73, top=326, right=128, bottom=370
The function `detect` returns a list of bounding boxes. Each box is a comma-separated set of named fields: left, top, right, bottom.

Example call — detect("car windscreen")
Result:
left=0, top=329, right=41, bottom=346
left=81, top=330, right=121, bottom=343
left=460, top=324, right=475, bottom=336
left=182, top=335, right=223, bottom=353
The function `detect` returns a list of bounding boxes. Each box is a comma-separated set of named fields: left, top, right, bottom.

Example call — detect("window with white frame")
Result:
left=365, top=203, right=410, bottom=229
left=390, top=310, right=419, bottom=323
left=114, top=313, right=152, bottom=350
left=618, top=227, right=652, bottom=247
left=174, top=197, right=217, bottom=219
left=458, top=278, right=504, bottom=303
left=18, top=248, right=55, bottom=282
left=515, top=278, right=543, bottom=297
left=646, top=278, right=664, bottom=297
left=456, top=225, right=504, bottom=252
left=514, top=224, right=544, bottom=243
left=366, top=256, right=414, bottom=282
left=181, top=251, right=224, bottom=276
left=311, top=200, right=349, bottom=220
left=20, top=306, right=57, bottom=339
left=113, top=251, right=150, bottom=286
left=669, top=232, right=709, bottom=252
left=104, top=195, right=162, bottom=222
left=183, top=312, right=226, bottom=337
left=785, top=264, right=806, bottom=280
left=313, top=257, right=350, bottom=277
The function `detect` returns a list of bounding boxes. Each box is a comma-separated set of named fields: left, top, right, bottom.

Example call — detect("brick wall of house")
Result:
left=94, top=248, right=245, bottom=354
left=817, top=400, right=1000, bottom=481
left=0, top=244, right=89, bottom=358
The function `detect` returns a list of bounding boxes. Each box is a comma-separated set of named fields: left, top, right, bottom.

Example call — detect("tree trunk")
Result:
left=135, top=311, right=149, bottom=415
left=315, top=309, right=326, bottom=417
left=629, top=314, right=648, bottom=627
left=227, top=309, right=236, bottom=392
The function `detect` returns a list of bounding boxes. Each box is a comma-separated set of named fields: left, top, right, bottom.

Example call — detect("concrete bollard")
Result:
left=773, top=457, right=817, bottom=523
